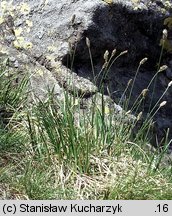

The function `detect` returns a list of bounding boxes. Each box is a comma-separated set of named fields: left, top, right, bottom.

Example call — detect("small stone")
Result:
left=14, top=60, right=19, bottom=68
left=5, top=35, right=15, bottom=43
left=9, top=57, right=16, bottom=62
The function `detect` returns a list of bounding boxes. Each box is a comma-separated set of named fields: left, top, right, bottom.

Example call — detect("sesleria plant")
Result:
left=0, top=58, right=29, bottom=152
left=0, top=59, right=28, bottom=111
left=84, top=34, right=171, bottom=151
left=148, top=29, right=168, bottom=111
left=1, top=33, right=172, bottom=199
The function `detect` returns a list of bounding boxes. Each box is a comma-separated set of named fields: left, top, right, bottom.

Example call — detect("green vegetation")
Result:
left=0, top=0, right=172, bottom=200
left=0, top=47, right=172, bottom=200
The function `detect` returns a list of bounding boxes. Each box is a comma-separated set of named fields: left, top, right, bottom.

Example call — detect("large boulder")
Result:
left=1, top=0, right=172, bottom=146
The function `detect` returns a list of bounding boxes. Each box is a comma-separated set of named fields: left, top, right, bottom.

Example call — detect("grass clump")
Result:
left=0, top=49, right=172, bottom=200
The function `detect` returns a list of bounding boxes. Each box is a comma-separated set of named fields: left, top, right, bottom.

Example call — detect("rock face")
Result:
left=1, top=0, right=172, bottom=147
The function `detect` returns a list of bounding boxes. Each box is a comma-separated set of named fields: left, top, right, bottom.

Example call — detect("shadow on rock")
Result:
left=62, top=2, right=172, bottom=148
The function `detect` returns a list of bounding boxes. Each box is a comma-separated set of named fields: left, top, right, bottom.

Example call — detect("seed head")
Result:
left=111, top=48, right=116, bottom=57
left=168, top=81, right=172, bottom=88
left=104, top=50, right=109, bottom=62
left=139, top=57, right=148, bottom=65
left=120, top=50, right=128, bottom=55
left=86, top=37, right=90, bottom=48
left=126, top=110, right=131, bottom=115
left=162, top=29, right=168, bottom=40
left=159, top=101, right=167, bottom=108
left=141, top=89, right=149, bottom=98
left=158, top=65, right=168, bottom=73
left=137, top=112, right=142, bottom=121
left=127, top=79, right=132, bottom=87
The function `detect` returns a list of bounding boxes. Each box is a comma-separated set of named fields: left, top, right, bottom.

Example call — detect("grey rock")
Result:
left=9, top=57, right=16, bottom=62
left=5, top=35, right=15, bottom=43
left=1, top=0, right=172, bottom=147
left=14, top=60, right=19, bottom=68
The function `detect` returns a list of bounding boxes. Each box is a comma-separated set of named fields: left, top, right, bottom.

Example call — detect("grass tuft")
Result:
left=0, top=49, right=172, bottom=200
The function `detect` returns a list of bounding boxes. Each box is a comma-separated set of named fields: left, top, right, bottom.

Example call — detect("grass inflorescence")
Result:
left=0, top=39, right=172, bottom=200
